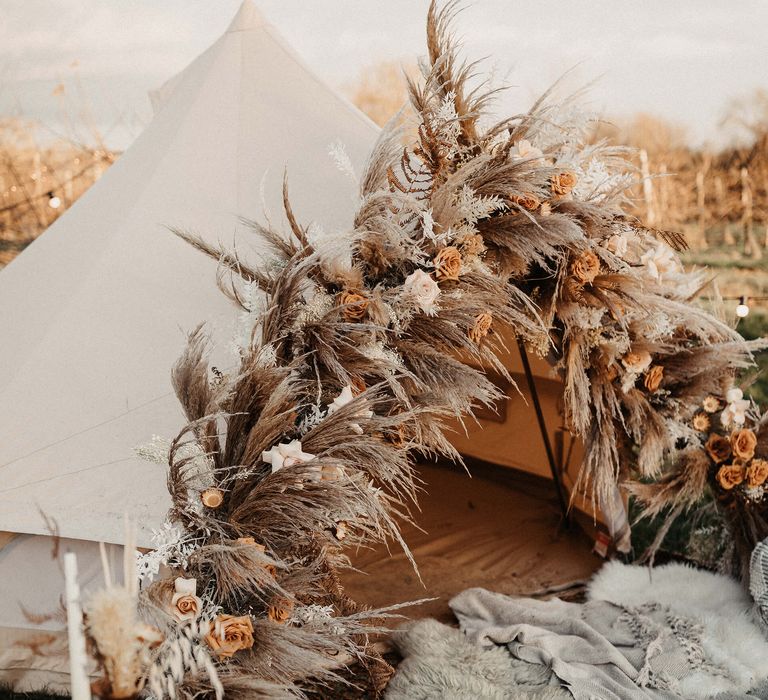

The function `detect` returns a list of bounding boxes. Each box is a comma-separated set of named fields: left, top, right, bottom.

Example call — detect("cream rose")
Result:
left=171, top=577, right=202, bottom=623
left=640, top=244, right=680, bottom=281
left=327, top=384, right=373, bottom=435
left=403, top=269, right=440, bottom=315
left=721, top=392, right=750, bottom=427
left=606, top=233, right=629, bottom=258
left=334, top=521, right=348, bottom=540
left=621, top=350, right=652, bottom=374
left=510, top=139, right=544, bottom=163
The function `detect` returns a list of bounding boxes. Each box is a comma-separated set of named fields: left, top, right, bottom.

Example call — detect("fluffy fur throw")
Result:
left=385, top=618, right=568, bottom=700
left=587, top=561, right=768, bottom=697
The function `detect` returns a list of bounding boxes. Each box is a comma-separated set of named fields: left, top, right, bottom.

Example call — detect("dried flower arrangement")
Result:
left=630, top=384, right=768, bottom=577
left=66, top=2, right=768, bottom=697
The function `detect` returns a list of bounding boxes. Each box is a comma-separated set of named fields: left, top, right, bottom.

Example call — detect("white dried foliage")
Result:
left=136, top=522, right=201, bottom=583
left=455, top=185, right=506, bottom=227
left=573, top=157, right=633, bottom=202
left=328, top=140, right=357, bottom=185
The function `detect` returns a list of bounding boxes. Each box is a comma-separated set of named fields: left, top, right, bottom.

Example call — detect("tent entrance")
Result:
left=342, top=460, right=600, bottom=622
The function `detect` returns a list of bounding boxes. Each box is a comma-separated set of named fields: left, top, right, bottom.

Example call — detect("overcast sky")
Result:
left=1, top=0, right=766, bottom=149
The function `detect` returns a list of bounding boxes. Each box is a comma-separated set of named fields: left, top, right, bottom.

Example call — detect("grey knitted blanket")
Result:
left=451, top=561, right=768, bottom=699
left=451, top=588, right=694, bottom=699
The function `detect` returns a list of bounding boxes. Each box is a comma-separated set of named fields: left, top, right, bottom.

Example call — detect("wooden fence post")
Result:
left=696, top=170, right=708, bottom=249
left=741, top=167, right=762, bottom=260
left=639, top=149, right=655, bottom=226
left=659, top=163, right=669, bottom=228
left=714, top=175, right=735, bottom=245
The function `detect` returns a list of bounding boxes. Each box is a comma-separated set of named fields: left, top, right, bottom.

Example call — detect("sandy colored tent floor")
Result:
left=342, top=461, right=601, bottom=623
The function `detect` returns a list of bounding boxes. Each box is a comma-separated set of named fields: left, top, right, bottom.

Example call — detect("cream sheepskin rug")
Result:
left=385, top=618, right=569, bottom=700
left=588, top=561, right=768, bottom=698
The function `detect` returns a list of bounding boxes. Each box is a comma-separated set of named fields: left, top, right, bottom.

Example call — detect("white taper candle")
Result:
left=64, top=552, right=92, bottom=700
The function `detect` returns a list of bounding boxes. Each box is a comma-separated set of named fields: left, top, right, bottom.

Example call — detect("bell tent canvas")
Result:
left=0, top=1, right=378, bottom=687
left=0, top=1, right=610, bottom=691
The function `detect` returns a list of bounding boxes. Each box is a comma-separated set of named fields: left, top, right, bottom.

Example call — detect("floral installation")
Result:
left=64, top=2, right=768, bottom=697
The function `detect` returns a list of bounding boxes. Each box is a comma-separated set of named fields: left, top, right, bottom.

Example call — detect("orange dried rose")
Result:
left=747, top=459, right=768, bottom=488
left=434, top=247, right=462, bottom=281
left=201, top=488, right=224, bottom=509
left=510, top=193, right=541, bottom=211
left=716, top=464, right=746, bottom=490
left=692, top=413, right=711, bottom=432
left=731, top=428, right=757, bottom=461
left=570, top=251, right=600, bottom=285
left=644, top=365, right=664, bottom=393
left=551, top=171, right=578, bottom=196
left=267, top=597, right=294, bottom=624
left=337, top=290, right=369, bottom=321
left=468, top=313, right=493, bottom=343
left=205, top=614, right=254, bottom=658
left=706, top=434, right=732, bottom=464
left=621, top=350, right=652, bottom=373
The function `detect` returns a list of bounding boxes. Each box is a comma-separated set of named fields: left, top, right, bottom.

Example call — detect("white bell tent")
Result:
left=0, top=1, right=377, bottom=547
left=0, top=1, right=377, bottom=688
left=0, top=2, right=617, bottom=691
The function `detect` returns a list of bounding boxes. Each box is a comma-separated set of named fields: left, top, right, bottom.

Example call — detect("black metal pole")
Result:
left=517, top=338, right=570, bottom=526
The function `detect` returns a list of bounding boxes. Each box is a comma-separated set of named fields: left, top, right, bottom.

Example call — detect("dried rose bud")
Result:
left=570, top=250, right=600, bottom=285
left=551, top=171, right=577, bottom=196
left=468, top=313, right=493, bottom=343
left=644, top=365, right=664, bottom=393
left=337, top=290, right=369, bottom=321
